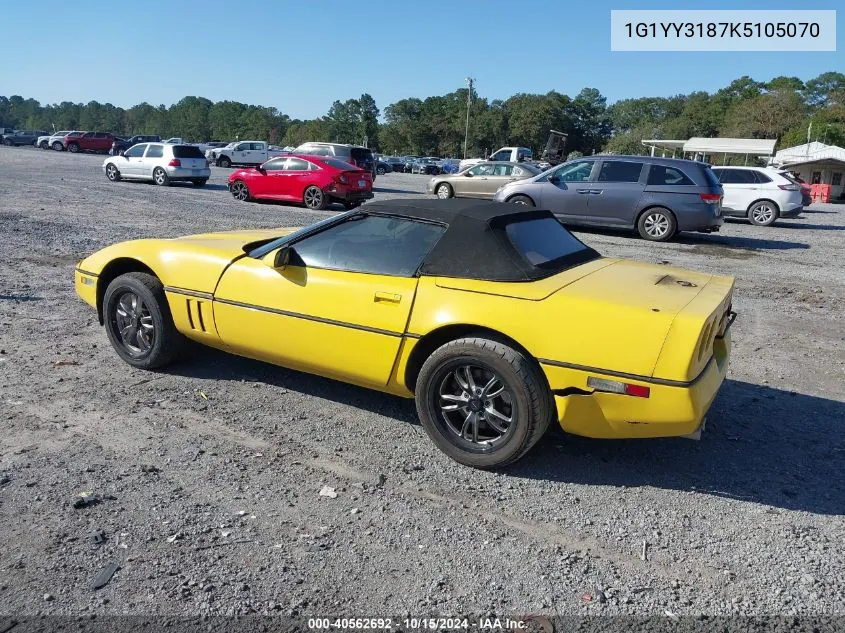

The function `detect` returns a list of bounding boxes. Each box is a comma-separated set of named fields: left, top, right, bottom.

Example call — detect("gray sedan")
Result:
left=102, top=143, right=210, bottom=186
left=427, top=162, right=541, bottom=199
left=492, top=156, right=724, bottom=241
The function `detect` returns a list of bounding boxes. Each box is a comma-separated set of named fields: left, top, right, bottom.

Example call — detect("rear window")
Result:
left=173, top=145, right=205, bottom=158
left=505, top=218, right=594, bottom=268
left=319, top=158, right=359, bottom=171
left=350, top=147, right=374, bottom=163
left=703, top=166, right=721, bottom=188
left=647, top=164, right=695, bottom=186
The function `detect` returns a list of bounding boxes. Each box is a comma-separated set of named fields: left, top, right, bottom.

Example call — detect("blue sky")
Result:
left=2, top=0, right=841, bottom=119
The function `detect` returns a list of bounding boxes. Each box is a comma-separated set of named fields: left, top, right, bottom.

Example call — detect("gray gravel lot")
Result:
left=1, top=146, right=843, bottom=621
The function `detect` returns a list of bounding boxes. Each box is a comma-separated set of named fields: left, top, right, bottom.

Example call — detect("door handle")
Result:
left=590, top=189, right=603, bottom=195
left=374, top=292, right=401, bottom=304
left=577, top=189, right=591, bottom=194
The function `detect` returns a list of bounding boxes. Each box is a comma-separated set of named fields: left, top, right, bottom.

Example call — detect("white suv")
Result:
left=711, top=166, right=803, bottom=226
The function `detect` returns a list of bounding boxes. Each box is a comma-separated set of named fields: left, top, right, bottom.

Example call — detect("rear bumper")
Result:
left=327, top=188, right=374, bottom=203
left=780, top=203, right=803, bottom=218
left=167, top=167, right=211, bottom=180
left=543, top=328, right=731, bottom=439
left=675, top=205, right=724, bottom=232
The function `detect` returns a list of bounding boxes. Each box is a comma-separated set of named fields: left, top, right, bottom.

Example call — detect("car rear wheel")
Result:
left=748, top=200, right=779, bottom=226
left=152, top=167, right=170, bottom=186
left=415, top=336, right=552, bottom=468
left=230, top=180, right=250, bottom=201
left=507, top=194, right=534, bottom=207
left=376, top=166, right=386, bottom=175
left=217, top=156, right=232, bottom=168
left=103, top=272, right=184, bottom=370
left=436, top=183, right=453, bottom=199
left=52, top=141, right=64, bottom=151
left=105, top=163, right=121, bottom=182
left=3, top=138, right=11, bottom=146
left=637, top=207, right=676, bottom=241
left=67, top=143, right=79, bottom=153
left=303, top=185, right=327, bottom=210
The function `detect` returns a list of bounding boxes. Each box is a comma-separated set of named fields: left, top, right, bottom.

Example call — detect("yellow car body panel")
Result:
left=75, top=224, right=735, bottom=442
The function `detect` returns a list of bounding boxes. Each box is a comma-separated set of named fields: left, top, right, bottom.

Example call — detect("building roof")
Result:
left=773, top=142, right=845, bottom=166
left=683, top=137, right=777, bottom=155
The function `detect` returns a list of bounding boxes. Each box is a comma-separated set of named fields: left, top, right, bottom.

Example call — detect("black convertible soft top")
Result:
left=361, top=199, right=600, bottom=282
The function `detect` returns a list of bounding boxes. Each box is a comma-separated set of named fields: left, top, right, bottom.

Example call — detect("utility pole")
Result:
left=463, top=77, right=474, bottom=159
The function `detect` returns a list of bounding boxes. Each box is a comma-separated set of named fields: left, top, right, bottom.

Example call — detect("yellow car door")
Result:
left=212, top=214, right=446, bottom=390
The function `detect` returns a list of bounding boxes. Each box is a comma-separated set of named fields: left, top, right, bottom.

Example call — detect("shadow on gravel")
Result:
left=373, top=187, right=421, bottom=194
left=772, top=222, right=845, bottom=231
left=512, top=379, right=845, bottom=516
left=571, top=226, right=810, bottom=251
left=801, top=208, right=838, bottom=214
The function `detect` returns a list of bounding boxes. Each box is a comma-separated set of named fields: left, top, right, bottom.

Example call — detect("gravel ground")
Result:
left=1, top=146, right=843, bottom=623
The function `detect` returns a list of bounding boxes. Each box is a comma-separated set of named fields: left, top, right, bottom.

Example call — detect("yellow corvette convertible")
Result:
left=75, top=199, right=735, bottom=468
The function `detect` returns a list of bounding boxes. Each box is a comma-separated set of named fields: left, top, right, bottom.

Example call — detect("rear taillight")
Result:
left=168, top=158, right=181, bottom=167
left=778, top=184, right=799, bottom=191
left=587, top=377, right=650, bottom=398
left=700, top=193, right=721, bottom=204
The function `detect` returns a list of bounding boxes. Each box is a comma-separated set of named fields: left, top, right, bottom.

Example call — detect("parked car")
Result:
left=163, top=137, right=184, bottom=144
left=207, top=141, right=284, bottom=167
left=37, top=130, right=73, bottom=149
left=710, top=167, right=803, bottom=226
left=778, top=170, right=812, bottom=207
left=411, top=158, right=441, bottom=175
left=111, top=135, right=162, bottom=155
left=74, top=199, right=736, bottom=468
left=103, top=143, right=210, bottom=186
left=428, top=162, right=542, bottom=199
left=2, top=130, right=48, bottom=146
left=375, top=159, right=393, bottom=176
left=66, top=132, right=115, bottom=154
left=294, top=142, right=377, bottom=181
left=493, top=156, right=724, bottom=242
left=383, top=156, right=406, bottom=172
left=228, top=154, right=373, bottom=210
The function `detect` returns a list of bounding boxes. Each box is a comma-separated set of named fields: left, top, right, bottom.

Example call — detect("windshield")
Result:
left=247, top=212, right=354, bottom=259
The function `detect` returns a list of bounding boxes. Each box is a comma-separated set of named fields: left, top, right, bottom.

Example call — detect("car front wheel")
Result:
left=217, top=156, right=232, bottom=168
left=103, top=272, right=184, bottom=369
left=105, top=163, right=121, bottom=182
left=436, top=183, right=453, bottom=199
left=415, top=336, right=553, bottom=468
left=507, top=194, right=534, bottom=207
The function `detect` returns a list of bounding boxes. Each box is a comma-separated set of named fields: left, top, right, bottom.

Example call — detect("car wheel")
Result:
left=152, top=167, right=170, bottom=186
left=39, top=141, right=49, bottom=150
left=637, top=207, right=677, bottom=241
left=52, top=141, right=64, bottom=151
left=415, top=336, right=553, bottom=468
left=376, top=166, right=386, bottom=175
left=436, top=183, right=453, bottom=199
left=303, top=185, right=327, bottom=210
left=218, top=156, right=232, bottom=168
left=230, top=180, right=250, bottom=201
left=507, top=194, right=534, bottom=207
left=3, top=138, right=11, bottom=146
left=748, top=200, right=779, bottom=226
left=103, top=272, right=185, bottom=370
left=192, top=179, right=208, bottom=187
left=67, top=143, right=79, bottom=153
left=105, top=163, right=121, bottom=182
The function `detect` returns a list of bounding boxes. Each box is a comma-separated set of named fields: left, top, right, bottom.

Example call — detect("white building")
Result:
left=769, top=142, right=845, bottom=200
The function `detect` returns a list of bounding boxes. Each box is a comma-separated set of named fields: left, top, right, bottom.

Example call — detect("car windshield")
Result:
left=247, top=212, right=354, bottom=258
left=504, top=217, right=596, bottom=268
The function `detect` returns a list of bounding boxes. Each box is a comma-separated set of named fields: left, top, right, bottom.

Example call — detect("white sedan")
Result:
left=102, top=142, right=211, bottom=186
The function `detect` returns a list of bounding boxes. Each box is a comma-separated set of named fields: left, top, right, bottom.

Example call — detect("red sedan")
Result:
left=227, top=154, right=374, bottom=210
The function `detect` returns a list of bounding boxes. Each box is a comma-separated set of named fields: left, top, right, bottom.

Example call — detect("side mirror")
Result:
left=548, top=175, right=560, bottom=185
left=273, top=246, right=291, bottom=269
left=464, top=171, right=473, bottom=177
left=255, top=164, right=266, bottom=173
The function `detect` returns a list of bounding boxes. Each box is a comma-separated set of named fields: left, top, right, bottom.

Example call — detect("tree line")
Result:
left=1, top=71, right=842, bottom=157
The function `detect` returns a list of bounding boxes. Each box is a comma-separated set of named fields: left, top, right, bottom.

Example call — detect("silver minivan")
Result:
left=103, top=143, right=211, bottom=186
left=493, top=156, right=724, bottom=241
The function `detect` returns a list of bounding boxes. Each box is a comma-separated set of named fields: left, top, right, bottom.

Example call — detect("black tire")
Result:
left=3, top=138, right=11, bottom=146
left=105, top=163, right=121, bottom=182
left=217, top=156, right=232, bottom=168
left=103, top=272, right=185, bottom=370
left=230, top=180, right=250, bottom=201
left=192, top=178, right=208, bottom=187
left=67, top=142, right=79, bottom=153
left=152, top=167, right=170, bottom=186
left=303, top=185, right=327, bottom=210
left=507, top=194, right=534, bottom=207
left=747, top=200, right=779, bottom=226
left=435, top=182, right=454, bottom=199
left=52, top=141, right=64, bottom=151
left=637, top=207, right=677, bottom=241
left=415, top=336, right=553, bottom=469
left=39, top=141, right=49, bottom=150
left=376, top=166, right=386, bottom=175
